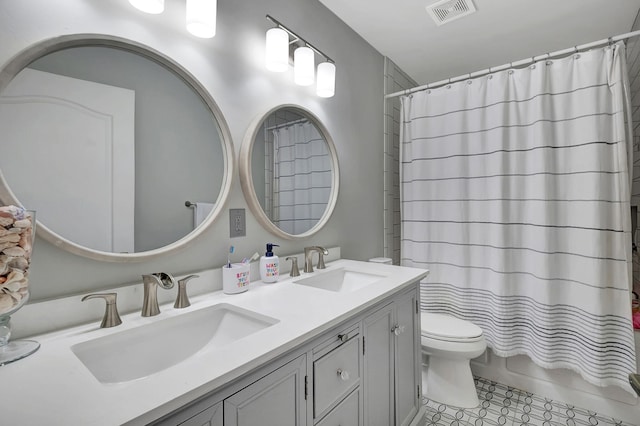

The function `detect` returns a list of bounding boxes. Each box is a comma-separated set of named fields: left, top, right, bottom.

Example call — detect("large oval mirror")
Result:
left=239, top=105, right=339, bottom=239
left=0, top=35, right=234, bottom=262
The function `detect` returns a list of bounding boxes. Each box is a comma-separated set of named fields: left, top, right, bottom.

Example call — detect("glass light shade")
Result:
left=316, top=62, right=336, bottom=98
left=294, top=46, right=315, bottom=86
left=265, top=28, right=289, bottom=72
left=129, top=0, right=164, bottom=14
left=186, top=0, right=217, bottom=38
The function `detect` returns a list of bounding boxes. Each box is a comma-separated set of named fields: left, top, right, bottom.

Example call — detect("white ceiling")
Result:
left=319, top=0, right=640, bottom=85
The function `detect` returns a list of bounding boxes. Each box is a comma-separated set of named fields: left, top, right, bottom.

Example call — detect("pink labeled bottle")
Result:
left=259, top=243, right=280, bottom=283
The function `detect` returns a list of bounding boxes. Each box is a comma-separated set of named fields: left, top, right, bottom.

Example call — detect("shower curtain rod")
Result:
left=385, top=29, right=640, bottom=99
left=265, top=118, right=309, bottom=131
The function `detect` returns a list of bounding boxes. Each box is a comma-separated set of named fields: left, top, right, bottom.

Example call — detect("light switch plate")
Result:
left=229, top=209, right=246, bottom=238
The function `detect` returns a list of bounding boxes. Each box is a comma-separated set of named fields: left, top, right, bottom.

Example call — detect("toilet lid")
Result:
left=421, top=313, right=483, bottom=340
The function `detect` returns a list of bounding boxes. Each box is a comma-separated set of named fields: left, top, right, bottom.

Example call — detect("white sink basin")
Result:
left=293, top=267, right=386, bottom=293
left=71, top=303, right=279, bottom=384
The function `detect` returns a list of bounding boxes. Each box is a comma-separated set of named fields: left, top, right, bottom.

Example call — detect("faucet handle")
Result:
left=315, top=247, right=328, bottom=270
left=174, top=274, right=199, bottom=309
left=286, top=256, right=300, bottom=277
left=81, top=293, right=122, bottom=328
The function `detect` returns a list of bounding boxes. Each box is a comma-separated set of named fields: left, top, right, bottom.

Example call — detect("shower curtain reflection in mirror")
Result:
left=263, top=120, right=332, bottom=235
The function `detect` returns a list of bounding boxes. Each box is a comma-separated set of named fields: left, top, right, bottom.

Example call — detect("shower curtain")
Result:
left=271, top=122, right=332, bottom=234
left=400, top=42, right=637, bottom=394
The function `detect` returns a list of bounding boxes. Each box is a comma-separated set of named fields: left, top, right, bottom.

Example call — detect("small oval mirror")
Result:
left=239, top=105, right=339, bottom=239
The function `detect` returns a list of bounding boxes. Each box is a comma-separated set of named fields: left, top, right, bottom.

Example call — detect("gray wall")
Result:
left=0, top=0, right=385, bottom=301
left=383, top=58, right=417, bottom=265
left=627, top=9, right=640, bottom=297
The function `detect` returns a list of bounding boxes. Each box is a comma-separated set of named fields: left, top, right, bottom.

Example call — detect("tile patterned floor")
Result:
left=423, top=377, right=636, bottom=426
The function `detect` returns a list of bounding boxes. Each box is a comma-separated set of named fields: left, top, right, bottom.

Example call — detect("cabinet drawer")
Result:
left=316, top=388, right=360, bottom=426
left=313, top=323, right=360, bottom=360
left=314, top=336, right=360, bottom=418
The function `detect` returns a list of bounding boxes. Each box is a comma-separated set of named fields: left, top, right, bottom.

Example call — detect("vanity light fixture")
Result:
left=129, top=0, right=164, bottom=14
left=294, top=46, right=315, bottom=86
left=265, top=27, right=289, bottom=72
left=186, top=0, right=217, bottom=38
left=128, top=0, right=217, bottom=39
left=265, top=15, right=336, bottom=97
left=316, top=61, right=336, bottom=98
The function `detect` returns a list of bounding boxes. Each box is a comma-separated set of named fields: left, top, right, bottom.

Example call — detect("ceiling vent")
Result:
left=426, top=0, right=477, bottom=26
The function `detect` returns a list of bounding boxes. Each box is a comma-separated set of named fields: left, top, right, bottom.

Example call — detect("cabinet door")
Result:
left=179, top=402, right=223, bottom=426
left=362, top=304, right=394, bottom=426
left=394, top=289, right=420, bottom=426
left=224, top=355, right=307, bottom=426
left=316, top=388, right=360, bottom=426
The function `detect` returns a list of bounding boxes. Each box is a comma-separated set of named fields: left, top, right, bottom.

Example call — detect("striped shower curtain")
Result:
left=271, top=122, right=332, bottom=234
left=400, top=42, right=637, bottom=394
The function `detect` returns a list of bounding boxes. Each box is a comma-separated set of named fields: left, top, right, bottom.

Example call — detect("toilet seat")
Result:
left=421, top=313, right=483, bottom=343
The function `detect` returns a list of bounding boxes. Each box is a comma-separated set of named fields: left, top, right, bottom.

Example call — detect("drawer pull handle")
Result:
left=337, top=333, right=348, bottom=343
left=337, top=369, right=350, bottom=381
left=391, top=325, right=406, bottom=336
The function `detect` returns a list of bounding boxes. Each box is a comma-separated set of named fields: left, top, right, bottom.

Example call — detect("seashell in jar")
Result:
left=18, top=232, right=32, bottom=254
left=0, top=216, right=14, bottom=227
left=8, top=256, right=28, bottom=271
left=0, top=205, right=21, bottom=217
left=7, top=290, right=23, bottom=302
left=0, top=233, right=21, bottom=244
left=0, top=293, right=14, bottom=312
left=3, top=246, right=26, bottom=257
left=2, top=269, right=26, bottom=291
left=2, top=279, right=22, bottom=293
left=0, top=255, right=9, bottom=275
left=13, top=218, right=32, bottom=229
left=0, top=241, right=17, bottom=252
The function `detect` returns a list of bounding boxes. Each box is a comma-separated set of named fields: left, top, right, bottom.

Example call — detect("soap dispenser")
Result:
left=260, top=243, right=280, bottom=283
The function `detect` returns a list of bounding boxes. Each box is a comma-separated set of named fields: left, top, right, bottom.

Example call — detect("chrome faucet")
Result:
left=286, top=256, right=300, bottom=277
left=141, top=272, right=176, bottom=317
left=303, top=246, right=329, bottom=273
left=174, top=274, right=199, bottom=309
left=81, top=293, right=122, bottom=328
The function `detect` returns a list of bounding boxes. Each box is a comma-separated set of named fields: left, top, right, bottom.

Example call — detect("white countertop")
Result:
left=0, top=260, right=428, bottom=425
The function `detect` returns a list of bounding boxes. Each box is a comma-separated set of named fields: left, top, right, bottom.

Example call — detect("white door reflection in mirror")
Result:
left=0, top=68, right=135, bottom=252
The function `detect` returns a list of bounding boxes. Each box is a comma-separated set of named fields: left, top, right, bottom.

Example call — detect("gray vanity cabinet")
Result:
left=152, top=282, right=422, bottom=426
left=177, top=402, right=222, bottom=426
left=311, top=323, right=362, bottom=425
left=224, top=355, right=307, bottom=426
left=393, top=289, right=421, bottom=425
left=363, top=288, right=420, bottom=426
left=362, top=303, right=395, bottom=426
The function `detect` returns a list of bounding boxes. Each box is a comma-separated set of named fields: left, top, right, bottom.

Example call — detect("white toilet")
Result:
left=421, top=312, right=487, bottom=408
